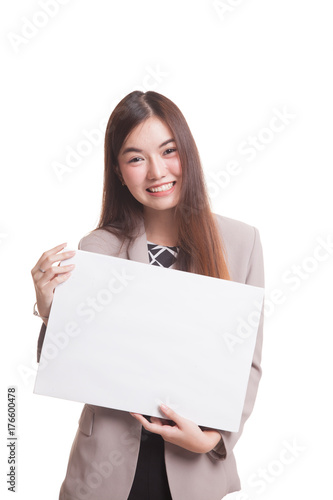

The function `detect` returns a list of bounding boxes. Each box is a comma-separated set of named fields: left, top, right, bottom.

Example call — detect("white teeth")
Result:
left=147, top=182, right=174, bottom=193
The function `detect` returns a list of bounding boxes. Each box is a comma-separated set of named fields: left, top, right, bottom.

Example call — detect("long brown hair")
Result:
left=96, top=90, right=230, bottom=280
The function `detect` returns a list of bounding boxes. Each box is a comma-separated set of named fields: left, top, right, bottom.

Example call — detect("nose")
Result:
left=147, top=155, right=167, bottom=179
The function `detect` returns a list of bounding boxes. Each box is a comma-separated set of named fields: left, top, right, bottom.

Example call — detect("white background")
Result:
left=1, top=0, right=332, bottom=498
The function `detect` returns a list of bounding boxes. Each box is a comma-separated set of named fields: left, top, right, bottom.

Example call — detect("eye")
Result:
left=129, top=157, right=143, bottom=163
left=163, top=148, right=177, bottom=155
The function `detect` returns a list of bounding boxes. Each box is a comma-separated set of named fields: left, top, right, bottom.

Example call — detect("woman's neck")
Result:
left=143, top=207, right=179, bottom=247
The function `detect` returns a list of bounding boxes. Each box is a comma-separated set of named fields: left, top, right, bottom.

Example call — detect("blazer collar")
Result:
left=127, top=217, right=150, bottom=265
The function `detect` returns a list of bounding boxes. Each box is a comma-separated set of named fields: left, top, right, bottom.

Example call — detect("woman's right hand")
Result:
left=31, top=242, right=76, bottom=326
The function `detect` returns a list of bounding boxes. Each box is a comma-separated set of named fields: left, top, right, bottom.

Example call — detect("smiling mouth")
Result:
left=146, top=181, right=176, bottom=193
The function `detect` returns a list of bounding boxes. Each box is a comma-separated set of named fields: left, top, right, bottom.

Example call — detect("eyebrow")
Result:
left=121, top=138, right=176, bottom=156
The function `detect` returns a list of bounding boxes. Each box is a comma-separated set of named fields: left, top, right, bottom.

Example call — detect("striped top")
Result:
left=147, top=240, right=179, bottom=268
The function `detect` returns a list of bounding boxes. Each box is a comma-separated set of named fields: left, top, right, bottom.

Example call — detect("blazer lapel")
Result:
left=127, top=218, right=150, bottom=265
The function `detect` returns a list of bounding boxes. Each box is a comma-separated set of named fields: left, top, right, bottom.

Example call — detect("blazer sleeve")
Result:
left=206, top=225, right=265, bottom=461
left=37, top=322, right=46, bottom=364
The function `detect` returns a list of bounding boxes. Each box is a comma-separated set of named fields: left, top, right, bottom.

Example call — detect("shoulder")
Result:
left=213, top=212, right=259, bottom=256
left=78, top=227, right=126, bottom=256
left=213, top=212, right=257, bottom=246
left=212, top=212, right=264, bottom=285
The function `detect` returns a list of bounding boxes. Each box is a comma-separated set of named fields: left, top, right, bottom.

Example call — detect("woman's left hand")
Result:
left=130, top=404, right=222, bottom=453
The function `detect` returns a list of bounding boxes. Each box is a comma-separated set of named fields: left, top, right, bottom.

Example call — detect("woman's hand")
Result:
left=31, top=243, right=76, bottom=325
left=130, top=405, right=222, bottom=454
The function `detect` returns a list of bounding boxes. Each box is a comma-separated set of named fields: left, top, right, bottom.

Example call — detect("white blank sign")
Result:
left=34, top=249, right=264, bottom=432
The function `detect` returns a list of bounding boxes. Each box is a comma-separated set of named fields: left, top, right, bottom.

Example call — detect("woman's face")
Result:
left=117, top=116, right=182, bottom=212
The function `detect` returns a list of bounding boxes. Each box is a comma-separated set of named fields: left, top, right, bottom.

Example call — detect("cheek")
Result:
left=122, top=167, right=144, bottom=186
left=170, top=158, right=182, bottom=177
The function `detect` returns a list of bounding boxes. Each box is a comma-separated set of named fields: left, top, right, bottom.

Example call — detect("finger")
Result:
left=129, top=413, right=152, bottom=427
left=31, top=243, right=75, bottom=277
left=34, top=264, right=75, bottom=289
left=129, top=413, right=145, bottom=421
left=150, top=417, right=165, bottom=426
left=39, top=249, right=76, bottom=273
left=37, top=270, right=75, bottom=294
left=154, top=417, right=170, bottom=424
left=36, top=251, right=75, bottom=280
left=130, top=413, right=171, bottom=436
left=131, top=413, right=180, bottom=439
left=151, top=416, right=176, bottom=426
left=159, top=405, right=183, bottom=426
left=31, top=242, right=67, bottom=274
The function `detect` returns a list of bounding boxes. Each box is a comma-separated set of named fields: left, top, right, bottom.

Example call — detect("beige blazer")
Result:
left=36, top=212, right=265, bottom=500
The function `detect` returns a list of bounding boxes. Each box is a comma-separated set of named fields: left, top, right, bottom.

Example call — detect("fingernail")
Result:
left=161, top=404, right=168, bottom=411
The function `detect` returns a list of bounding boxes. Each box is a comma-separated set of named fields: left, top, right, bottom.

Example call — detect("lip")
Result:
left=146, top=181, right=176, bottom=197
left=146, top=181, right=176, bottom=190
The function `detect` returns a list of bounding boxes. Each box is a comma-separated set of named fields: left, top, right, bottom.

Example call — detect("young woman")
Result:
left=31, top=90, right=265, bottom=500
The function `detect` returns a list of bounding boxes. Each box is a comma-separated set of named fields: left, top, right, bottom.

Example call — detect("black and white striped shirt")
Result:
left=147, top=240, right=179, bottom=268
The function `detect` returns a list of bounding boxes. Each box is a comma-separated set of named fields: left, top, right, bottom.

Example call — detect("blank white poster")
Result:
left=34, top=249, right=264, bottom=432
